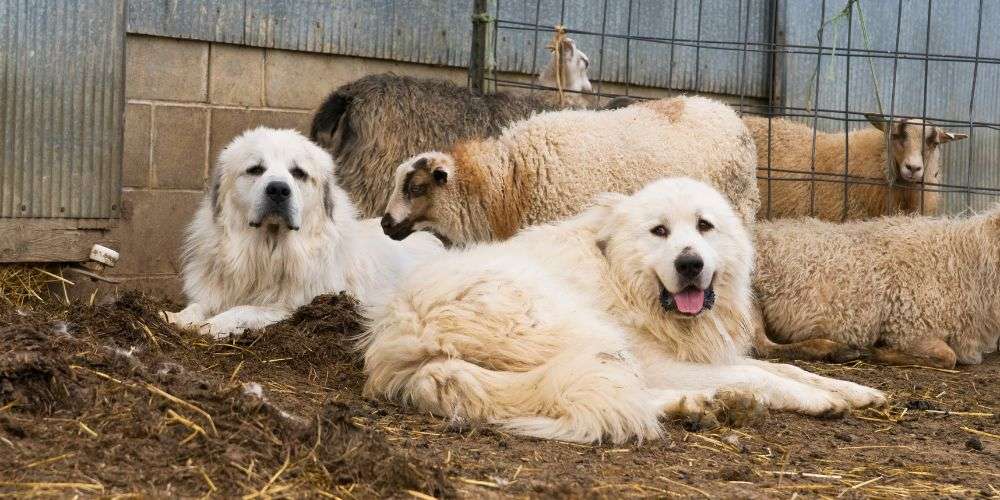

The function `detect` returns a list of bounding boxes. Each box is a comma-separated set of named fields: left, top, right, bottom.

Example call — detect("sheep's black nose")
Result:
left=904, top=164, right=921, bottom=174
left=674, top=254, right=704, bottom=281
left=265, top=181, right=291, bottom=203
left=381, top=214, right=395, bottom=230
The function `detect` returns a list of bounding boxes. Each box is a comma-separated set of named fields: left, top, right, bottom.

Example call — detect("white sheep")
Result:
left=752, top=207, right=1000, bottom=368
left=746, top=114, right=967, bottom=220
left=379, top=96, right=760, bottom=246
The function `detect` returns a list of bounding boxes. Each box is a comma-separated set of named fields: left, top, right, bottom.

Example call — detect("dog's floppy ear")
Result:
left=591, top=192, right=626, bottom=256
left=592, top=191, right=626, bottom=208
left=323, top=179, right=335, bottom=219
left=209, top=167, right=223, bottom=220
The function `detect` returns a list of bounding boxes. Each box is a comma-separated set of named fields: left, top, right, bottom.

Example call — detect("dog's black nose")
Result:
left=381, top=213, right=394, bottom=231
left=674, top=254, right=704, bottom=280
left=265, top=181, right=291, bottom=203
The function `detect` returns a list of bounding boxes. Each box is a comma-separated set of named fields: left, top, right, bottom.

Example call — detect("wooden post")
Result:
left=469, top=0, right=497, bottom=95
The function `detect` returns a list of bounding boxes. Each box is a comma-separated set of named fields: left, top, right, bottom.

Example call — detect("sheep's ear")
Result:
left=865, top=113, right=889, bottom=132
left=936, top=130, right=968, bottom=144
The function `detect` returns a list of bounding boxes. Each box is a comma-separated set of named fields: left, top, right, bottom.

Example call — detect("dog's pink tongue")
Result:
left=674, top=289, right=705, bottom=314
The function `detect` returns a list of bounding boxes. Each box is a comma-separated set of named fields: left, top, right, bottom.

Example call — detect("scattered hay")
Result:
left=0, top=265, right=64, bottom=309
left=1, top=291, right=997, bottom=498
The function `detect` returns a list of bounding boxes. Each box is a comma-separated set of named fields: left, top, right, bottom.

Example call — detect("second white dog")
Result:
left=361, top=178, right=884, bottom=443
left=165, top=127, right=443, bottom=337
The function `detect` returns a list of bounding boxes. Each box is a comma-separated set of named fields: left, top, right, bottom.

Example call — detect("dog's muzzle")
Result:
left=659, top=253, right=715, bottom=316
left=249, top=181, right=299, bottom=231
left=659, top=283, right=715, bottom=316
left=381, top=213, right=416, bottom=241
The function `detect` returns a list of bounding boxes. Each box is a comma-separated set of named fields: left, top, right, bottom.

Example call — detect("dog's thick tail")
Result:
left=309, top=90, right=351, bottom=146
left=362, top=332, right=663, bottom=444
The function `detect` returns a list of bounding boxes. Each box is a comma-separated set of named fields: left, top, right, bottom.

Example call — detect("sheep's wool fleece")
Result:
left=457, top=96, right=760, bottom=234
left=754, top=209, right=1000, bottom=365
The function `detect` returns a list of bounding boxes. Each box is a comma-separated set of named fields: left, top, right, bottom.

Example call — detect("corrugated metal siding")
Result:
left=127, top=0, right=771, bottom=97
left=781, top=0, right=1000, bottom=213
left=0, top=0, right=125, bottom=219
left=126, top=0, right=244, bottom=45
left=243, top=0, right=473, bottom=68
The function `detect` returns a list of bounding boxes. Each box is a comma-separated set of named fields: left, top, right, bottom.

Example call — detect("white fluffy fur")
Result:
left=361, top=178, right=884, bottom=444
left=165, top=127, right=443, bottom=337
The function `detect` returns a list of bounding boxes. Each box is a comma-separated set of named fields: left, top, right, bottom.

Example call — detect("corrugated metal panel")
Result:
left=127, top=0, right=244, bottom=45
left=0, top=0, right=126, bottom=219
left=781, top=0, right=1000, bottom=213
left=128, top=0, right=771, bottom=97
left=243, top=0, right=473, bottom=68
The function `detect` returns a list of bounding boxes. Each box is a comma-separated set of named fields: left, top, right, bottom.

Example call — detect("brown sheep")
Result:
left=309, top=38, right=593, bottom=218
left=747, top=114, right=967, bottom=220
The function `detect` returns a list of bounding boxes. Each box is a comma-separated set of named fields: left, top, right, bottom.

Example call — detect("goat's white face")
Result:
left=598, top=178, right=752, bottom=318
left=866, top=115, right=968, bottom=184
left=540, top=37, right=593, bottom=93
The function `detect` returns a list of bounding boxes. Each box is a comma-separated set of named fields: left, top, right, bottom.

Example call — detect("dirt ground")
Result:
left=1, top=291, right=997, bottom=499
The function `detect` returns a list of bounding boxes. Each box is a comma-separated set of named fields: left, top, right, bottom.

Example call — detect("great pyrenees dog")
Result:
left=361, top=178, right=885, bottom=443
left=164, top=127, right=443, bottom=337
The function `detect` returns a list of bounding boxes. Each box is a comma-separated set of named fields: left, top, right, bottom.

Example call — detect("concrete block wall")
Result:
left=111, top=35, right=467, bottom=300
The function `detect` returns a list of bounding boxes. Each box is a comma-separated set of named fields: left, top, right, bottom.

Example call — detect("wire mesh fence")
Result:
left=479, top=0, right=1000, bottom=219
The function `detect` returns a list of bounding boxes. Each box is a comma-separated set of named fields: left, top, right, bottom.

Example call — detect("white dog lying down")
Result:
left=165, top=127, right=443, bottom=337
left=361, top=178, right=885, bottom=443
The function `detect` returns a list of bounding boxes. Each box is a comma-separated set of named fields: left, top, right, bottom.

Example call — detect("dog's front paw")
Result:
left=831, top=380, right=887, bottom=410
left=197, top=314, right=246, bottom=340
left=163, top=303, right=208, bottom=331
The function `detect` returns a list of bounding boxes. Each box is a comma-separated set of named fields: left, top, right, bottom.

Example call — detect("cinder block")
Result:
left=126, top=35, right=208, bottom=102
left=264, top=49, right=466, bottom=110
left=209, top=108, right=311, bottom=166
left=152, top=105, right=209, bottom=190
left=123, top=103, right=151, bottom=188
left=110, top=189, right=203, bottom=276
left=209, top=43, right=265, bottom=106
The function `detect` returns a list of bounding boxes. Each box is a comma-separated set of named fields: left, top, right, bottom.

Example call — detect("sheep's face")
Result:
left=596, top=178, right=752, bottom=320
left=381, top=153, right=454, bottom=244
left=866, top=114, right=968, bottom=183
left=539, top=37, right=593, bottom=93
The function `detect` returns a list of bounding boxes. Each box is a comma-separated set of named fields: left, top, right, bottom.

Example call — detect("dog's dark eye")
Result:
left=246, top=165, right=265, bottom=176
left=697, top=219, right=714, bottom=232
left=290, top=166, right=308, bottom=180
left=650, top=225, right=669, bottom=238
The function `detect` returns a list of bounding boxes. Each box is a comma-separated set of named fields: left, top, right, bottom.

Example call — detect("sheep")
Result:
left=751, top=207, right=1000, bottom=368
left=380, top=96, right=760, bottom=246
left=747, top=114, right=967, bottom=220
left=309, top=37, right=593, bottom=218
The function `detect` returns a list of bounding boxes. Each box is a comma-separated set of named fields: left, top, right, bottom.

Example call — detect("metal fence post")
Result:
left=469, top=0, right=497, bottom=95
